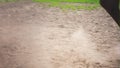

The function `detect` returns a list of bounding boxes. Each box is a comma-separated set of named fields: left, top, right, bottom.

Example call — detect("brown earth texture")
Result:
left=0, top=1, right=120, bottom=68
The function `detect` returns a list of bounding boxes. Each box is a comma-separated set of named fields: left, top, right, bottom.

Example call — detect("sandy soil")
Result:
left=0, top=2, right=120, bottom=68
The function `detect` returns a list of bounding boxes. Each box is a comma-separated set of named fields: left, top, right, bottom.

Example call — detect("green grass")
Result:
left=33, top=0, right=100, bottom=10
left=33, top=0, right=99, bottom=4
left=0, top=0, right=100, bottom=10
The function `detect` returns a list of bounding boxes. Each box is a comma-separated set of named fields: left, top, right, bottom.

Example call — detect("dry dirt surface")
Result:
left=0, top=2, right=120, bottom=68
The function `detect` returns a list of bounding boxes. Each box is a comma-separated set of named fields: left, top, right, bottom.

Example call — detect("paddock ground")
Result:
left=0, top=2, right=120, bottom=68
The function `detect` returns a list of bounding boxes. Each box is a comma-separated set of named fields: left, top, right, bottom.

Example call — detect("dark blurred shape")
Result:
left=100, top=0, right=120, bottom=27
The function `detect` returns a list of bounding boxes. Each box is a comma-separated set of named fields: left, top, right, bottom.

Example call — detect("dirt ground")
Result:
left=0, top=2, right=120, bottom=68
